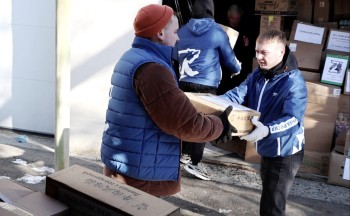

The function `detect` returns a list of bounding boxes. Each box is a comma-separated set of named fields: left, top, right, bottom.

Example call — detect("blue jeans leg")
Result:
left=259, top=149, right=304, bottom=216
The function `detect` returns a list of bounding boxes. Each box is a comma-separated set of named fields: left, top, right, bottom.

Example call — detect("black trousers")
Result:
left=179, top=81, right=217, bottom=165
left=260, top=149, right=304, bottom=216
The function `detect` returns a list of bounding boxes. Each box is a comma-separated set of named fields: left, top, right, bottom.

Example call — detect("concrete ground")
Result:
left=0, top=128, right=349, bottom=216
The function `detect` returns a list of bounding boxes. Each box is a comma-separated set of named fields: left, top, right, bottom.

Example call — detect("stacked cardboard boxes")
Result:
left=255, top=0, right=297, bottom=36
left=328, top=129, right=350, bottom=188
left=299, top=81, right=341, bottom=176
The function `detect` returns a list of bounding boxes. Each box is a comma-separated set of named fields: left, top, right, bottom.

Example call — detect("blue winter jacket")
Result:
left=175, top=18, right=241, bottom=88
left=101, top=37, right=181, bottom=181
left=222, top=51, right=307, bottom=157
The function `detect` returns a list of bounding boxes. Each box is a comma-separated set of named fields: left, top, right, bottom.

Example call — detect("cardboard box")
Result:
left=0, top=179, right=68, bottom=216
left=259, top=15, right=283, bottom=34
left=307, top=93, right=339, bottom=107
left=306, top=80, right=342, bottom=97
left=301, top=70, right=321, bottom=81
left=338, top=94, right=350, bottom=113
left=0, top=202, right=33, bottom=216
left=185, top=93, right=261, bottom=136
left=299, top=150, right=330, bottom=176
left=305, top=104, right=338, bottom=122
left=334, top=0, right=350, bottom=20
left=335, top=129, right=348, bottom=148
left=314, top=0, right=330, bottom=23
left=219, top=24, right=239, bottom=49
left=211, top=137, right=247, bottom=157
left=244, top=141, right=261, bottom=164
left=304, top=117, right=335, bottom=152
left=290, top=20, right=327, bottom=45
left=325, top=29, right=350, bottom=54
left=45, top=165, right=180, bottom=216
left=345, top=130, right=350, bottom=156
left=327, top=150, right=350, bottom=188
left=296, top=0, right=312, bottom=23
left=288, top=41, right=323, bottom=71
left=255, top=0, right=297, bottom=15
left=321, top=54, right=349, bottom=86
left=212, top=138, right=261, bottom=164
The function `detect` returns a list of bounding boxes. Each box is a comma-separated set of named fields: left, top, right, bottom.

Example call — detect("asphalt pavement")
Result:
left=0, top=128, right=349, bottom=216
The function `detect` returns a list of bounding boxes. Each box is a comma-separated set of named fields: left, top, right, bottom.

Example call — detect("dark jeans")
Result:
left=260, top=149, right=304, bottom=216
left=182, top=141, right=206, bottom=165
left=179, top=81, right=217, bottom=165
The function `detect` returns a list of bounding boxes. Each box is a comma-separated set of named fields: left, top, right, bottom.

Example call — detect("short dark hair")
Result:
left=257, top=29, right=287, bottom=46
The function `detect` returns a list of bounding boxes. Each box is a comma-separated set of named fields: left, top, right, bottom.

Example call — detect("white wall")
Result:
left=0, top=0, right=162, bottom=158
left=0, top=0, right=56, bottom=134
left=70, top=0, right=161, bottom=158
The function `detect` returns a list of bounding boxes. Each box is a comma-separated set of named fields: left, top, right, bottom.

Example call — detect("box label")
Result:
left=294, top=23, right=325, bottom=44
left=326, top=30, right=350, bottom=53
left=321, top=54, right=349, bottom=86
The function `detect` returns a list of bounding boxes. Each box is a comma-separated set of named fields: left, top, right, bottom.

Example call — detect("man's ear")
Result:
left=157, top=31, right=164, bottom=40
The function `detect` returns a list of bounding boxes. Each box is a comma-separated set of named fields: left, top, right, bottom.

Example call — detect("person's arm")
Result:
left=134, top=63, right=223, bottom=142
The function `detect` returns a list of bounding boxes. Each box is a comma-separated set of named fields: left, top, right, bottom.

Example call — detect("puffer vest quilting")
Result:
left=101, top=37, right=181, bottom=181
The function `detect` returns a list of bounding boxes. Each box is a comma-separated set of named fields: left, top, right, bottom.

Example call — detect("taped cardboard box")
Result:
left=327, top=150, right=350, bottom=188
left=255, top=0, right=297, bottom=15
left=185, top=93, right=260, bottom=136
left=45, top=165, right=180, bottom=216
left=0, top=179, right=68, bottom=216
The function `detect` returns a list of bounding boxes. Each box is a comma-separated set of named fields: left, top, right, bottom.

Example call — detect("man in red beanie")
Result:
left=100, top=4, right=236, bottom=196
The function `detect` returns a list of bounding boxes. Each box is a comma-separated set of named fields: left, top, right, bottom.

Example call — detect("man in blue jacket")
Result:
left=221, top=29, right=307, bottom=216
left=174, top=0, right=241, bottom=181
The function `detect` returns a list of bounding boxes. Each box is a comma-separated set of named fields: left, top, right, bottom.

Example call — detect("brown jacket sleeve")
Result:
left=134, top=63, right=223, bottom=142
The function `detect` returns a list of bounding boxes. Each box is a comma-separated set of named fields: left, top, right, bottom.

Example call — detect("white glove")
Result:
left=240, top=116, right=269, bottom=142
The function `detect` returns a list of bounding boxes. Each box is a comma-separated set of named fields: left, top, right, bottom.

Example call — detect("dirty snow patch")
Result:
left=32, top=166, right=55, bottom=174
left=219, top=209, right=232, bottom=213
left=12, top=158, right=27, bottom=165
left=17, top=174, right=46, bottom=184
left=0, top=176, right=11, bottom=180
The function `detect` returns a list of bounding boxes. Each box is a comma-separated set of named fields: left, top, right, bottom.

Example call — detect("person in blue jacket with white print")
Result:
left=221, top=29, right=308, bottom=216
left=174, top=0, right=241, bottom=181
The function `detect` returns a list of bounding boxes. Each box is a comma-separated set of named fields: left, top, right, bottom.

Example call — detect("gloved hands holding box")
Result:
left=214, top=106, right=237, bottom=144
left=240, top=116, right=269, bottom=142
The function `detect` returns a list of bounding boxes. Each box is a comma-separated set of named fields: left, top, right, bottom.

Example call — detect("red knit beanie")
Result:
left=134, top=4, right=173, bottom=38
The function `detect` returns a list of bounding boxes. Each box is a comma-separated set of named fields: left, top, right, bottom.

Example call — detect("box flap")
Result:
left=0, top=179, right=34, bottom=203
left=0, top=179, right=68, bottom=216
left=0, top=203, right=33, bottom=216
left=46, top=165, right=179, bottom=216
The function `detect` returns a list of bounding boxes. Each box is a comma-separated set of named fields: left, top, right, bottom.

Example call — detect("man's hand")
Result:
left=240, top=116, right=269, bottom=142
left=213, top=106, right=237, bottom=145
